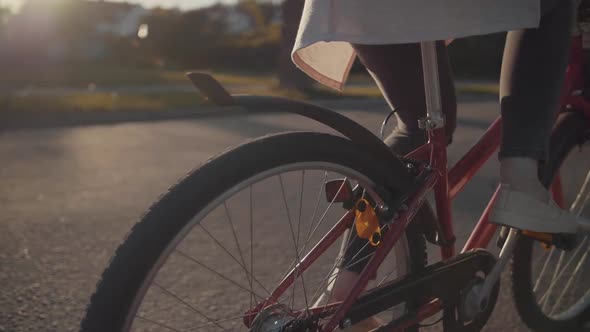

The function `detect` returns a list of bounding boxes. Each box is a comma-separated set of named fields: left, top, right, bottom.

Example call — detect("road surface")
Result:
left=0, top=99, right=535, bottom=331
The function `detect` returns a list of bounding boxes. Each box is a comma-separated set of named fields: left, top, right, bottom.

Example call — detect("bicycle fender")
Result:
left=187, top=72, right=414, bottom=190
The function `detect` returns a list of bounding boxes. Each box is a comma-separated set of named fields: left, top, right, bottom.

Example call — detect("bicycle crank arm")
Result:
left=340, top=249, right=496, bottom=328
left=459, top=228, right=519, bottom=322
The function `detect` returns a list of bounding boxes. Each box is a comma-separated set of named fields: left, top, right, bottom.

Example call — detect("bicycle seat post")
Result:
left=418, top=41, right=445, bottom=130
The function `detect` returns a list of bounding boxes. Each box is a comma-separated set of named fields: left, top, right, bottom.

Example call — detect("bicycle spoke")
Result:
left=281, top=177, right=350, bottom=289
left=533, top=248, right=555, bottom=292
left=580, top=191, right=590, bottom=216
left=308, top=221, right=390, bottom=308
left=318, top=229, right=354, bottom=308
left=152, top=282, right=228, bottom=331
left=310, top=254, right=344, bottom=306
left=540, top=250, right=566, bottom=310
left=182, top=314, right=249, bottom=332
left=377, top=265, right=401, bottom=287
left=309, top=222, right=400, bottom=311
left=291, top=170, right=307, bottom=309
left=309, top=247, right=384, bottom=310
left=274, top=174, right=346, bottom=291
left=297, top=171, right=305, bottom=250
left=249, top=185, right=254, bottom=317
left=173, top=249, right=266, bottom=301
left=309, top=230, right=352, bottom=308
left=223, top=201, right=250, bottom=291
left=300, top=176, right=349, bottom=257
left=279, top=174, right=310, bottom=312
left=110, top=148, right=424, bottom=332
left=538, top=236, right=589, bottom=307
left=288, top=224, right=356, bottom=308
left=570, top=169, right=590, bottom=214
left=309, top=232, right=357, bottom=305
left=548, top=245, right=590, bottom=316
left=303, top=171, right=328, bottom=252
left=198, top=224, right=271, bottom=297
left=135, top=314, right=184, bottom=332
left=310, top=233, right=377, bottom=305
left=258, top=173, right=352, bottom=313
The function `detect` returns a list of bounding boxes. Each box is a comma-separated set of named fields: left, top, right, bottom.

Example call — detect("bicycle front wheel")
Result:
left=512, top=111, right=590, bottom=332
left=80, top=131, right=426, bottom=332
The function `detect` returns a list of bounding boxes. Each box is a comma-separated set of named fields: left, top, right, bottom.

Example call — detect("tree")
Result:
left=0, top=5, right=11, bottom=34
left=142, top=7, right=229, bottom=68
left=238, top=0, right=266, bottom=30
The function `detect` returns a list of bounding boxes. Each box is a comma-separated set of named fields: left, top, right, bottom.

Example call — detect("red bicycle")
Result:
left=81, top=35, right=590, bottom=332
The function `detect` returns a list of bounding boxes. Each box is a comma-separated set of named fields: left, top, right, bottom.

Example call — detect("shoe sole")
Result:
left=489, top=211, right=578, bottom=234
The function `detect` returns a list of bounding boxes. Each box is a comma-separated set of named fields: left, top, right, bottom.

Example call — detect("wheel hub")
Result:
left=458, top=277, right=488, bottom=322
left=455, top=274, right=499, bottom=331
left=249, top=304, right=296, bottom=332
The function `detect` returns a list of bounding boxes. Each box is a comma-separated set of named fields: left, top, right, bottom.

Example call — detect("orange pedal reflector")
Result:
left=354, top=199, right=381, bottom=246
left=522, top=230, right=553, bottom=244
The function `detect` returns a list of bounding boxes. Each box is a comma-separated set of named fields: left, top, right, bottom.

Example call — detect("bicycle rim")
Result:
left=123, top=162, right=414, bottom=331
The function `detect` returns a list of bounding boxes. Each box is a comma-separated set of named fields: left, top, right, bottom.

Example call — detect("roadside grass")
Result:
left=0, top=83, right=498, bottom=113
left=0, top=64, right=278, bottom=88
left=0, top=87, right=303, bottom=113
left=454, top=82, right=499, bottom=95
left=0, top=92, right=207, bottom=113
left=0, top=65, right=498, bottom=113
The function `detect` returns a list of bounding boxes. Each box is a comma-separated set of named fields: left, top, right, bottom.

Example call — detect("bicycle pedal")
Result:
left=522, top=230, right=578, bottom=251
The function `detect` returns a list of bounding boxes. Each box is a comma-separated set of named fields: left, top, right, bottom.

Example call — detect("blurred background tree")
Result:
left=0, top=0, right=506, bottom=89
left=0, top=5, right=10, bottom=33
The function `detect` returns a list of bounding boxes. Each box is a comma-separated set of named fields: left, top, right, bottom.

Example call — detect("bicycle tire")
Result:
left=79, top=131, right=427, bottom=332
left=511, top=110, right=590, bottom=332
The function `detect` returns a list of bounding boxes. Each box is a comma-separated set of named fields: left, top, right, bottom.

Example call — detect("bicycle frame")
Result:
left=319, top=36, right=590, bottom=331
left=188, top=35, right=590, bottom=332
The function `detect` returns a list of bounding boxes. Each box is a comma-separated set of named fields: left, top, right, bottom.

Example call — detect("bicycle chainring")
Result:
left=445, top=274, right=500, bottom=332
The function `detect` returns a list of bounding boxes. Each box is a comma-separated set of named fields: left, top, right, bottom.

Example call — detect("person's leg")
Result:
left=322, top=42, right=456, bottom=331
left=492, top=0, right=589, bottom=232
left=499, top=0, right=573, bottom=196
left=354, top=42, right=457, bottom=150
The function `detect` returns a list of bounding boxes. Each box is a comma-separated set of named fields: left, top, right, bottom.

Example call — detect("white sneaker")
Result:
left=489, top=184, right=590, bottom=234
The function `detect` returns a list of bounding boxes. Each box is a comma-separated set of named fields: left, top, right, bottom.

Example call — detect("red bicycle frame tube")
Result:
left=267, top=212, right=355, bottom=305
left=386, top=36, right=590, bottom=330
left=336, top=36, right=590, bottom=331
left=323, top=171, right=439, bottom=332
left=255, top=37, right=590, bottom=331
left=407, top=118, right=502, bottom=257
left=325, top=36, right=590, bottom=331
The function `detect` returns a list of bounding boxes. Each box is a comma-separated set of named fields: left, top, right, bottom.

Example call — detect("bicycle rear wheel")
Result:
left=512, top=111, right=590, bottom=331
left=80, top=131, right=426, bottom=332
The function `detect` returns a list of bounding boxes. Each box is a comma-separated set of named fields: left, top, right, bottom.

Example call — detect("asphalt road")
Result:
left=0, top=98, right=537, bottom=332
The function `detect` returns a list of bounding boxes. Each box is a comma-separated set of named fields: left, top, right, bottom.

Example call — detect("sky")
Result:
left=1, top=0, right=238, bottom=12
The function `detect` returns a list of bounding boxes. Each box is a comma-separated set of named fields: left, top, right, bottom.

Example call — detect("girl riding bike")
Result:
left=293, top=0, right=590, bottom=233
left=292, top=0, right=590, bottom=330
left=80, top=1, right=590, bottom=331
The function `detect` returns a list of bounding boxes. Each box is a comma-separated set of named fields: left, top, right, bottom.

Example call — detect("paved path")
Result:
left=0, top=99, right=533, bottom=331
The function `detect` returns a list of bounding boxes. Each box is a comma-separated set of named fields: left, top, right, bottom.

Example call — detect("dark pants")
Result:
left=353, top=0, right=574, bottom=161
left=342, top=0, right=575, bottom=272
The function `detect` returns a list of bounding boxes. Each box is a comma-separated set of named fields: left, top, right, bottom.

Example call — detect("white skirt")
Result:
left=292, top=0, right=540, bottom=90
